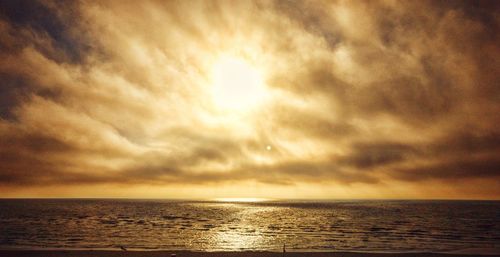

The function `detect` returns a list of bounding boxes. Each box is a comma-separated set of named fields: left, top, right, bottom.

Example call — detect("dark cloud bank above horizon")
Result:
left=0, top=0, right=499, bottom=199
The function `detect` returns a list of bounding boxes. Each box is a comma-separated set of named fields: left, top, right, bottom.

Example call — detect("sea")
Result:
left=0, top=199, right=499, bottom=253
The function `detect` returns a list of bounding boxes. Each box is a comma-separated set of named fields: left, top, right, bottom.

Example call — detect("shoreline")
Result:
left=1, top=249, right=499, bottom=257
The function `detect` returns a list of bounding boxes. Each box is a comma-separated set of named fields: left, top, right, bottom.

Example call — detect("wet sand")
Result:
left=0, top=250, right=499, bottom=257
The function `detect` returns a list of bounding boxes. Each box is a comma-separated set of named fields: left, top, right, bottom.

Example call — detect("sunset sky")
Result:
left=0, top=0, right=499, bottom=199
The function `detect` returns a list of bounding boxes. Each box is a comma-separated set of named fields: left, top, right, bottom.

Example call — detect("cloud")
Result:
left=0, top=0, right=499, bottom=198
left=338, top=142, right=417, bottom=169
left=393, top=157, right=500, bottom=182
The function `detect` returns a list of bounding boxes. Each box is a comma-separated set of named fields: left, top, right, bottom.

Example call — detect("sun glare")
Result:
left=214, top=197, right=269, bottom=202
left=211, top=56, right=266, bottom=111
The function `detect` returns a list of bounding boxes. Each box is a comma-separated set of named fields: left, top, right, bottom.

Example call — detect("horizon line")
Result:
left=0, top=197, right=499, bottom=201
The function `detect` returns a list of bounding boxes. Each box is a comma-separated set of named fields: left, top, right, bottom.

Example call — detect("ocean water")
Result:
left=0, top=199, right=498, bottom=252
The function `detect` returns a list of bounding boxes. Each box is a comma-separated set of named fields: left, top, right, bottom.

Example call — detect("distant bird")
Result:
left=120, top=246, right=127, bottom=251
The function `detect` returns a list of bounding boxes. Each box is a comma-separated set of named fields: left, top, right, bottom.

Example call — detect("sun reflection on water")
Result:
left=207, top=200, right=276, bottom=251
left=213, top=198, right=270, bottom=202
left=212, top=229, right=265, bottom=251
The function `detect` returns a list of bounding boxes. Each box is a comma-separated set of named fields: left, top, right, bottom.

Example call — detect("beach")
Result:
left=1, top=250, right=500, bottom=257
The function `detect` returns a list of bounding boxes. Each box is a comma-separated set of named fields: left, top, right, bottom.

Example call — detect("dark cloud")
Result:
left=0, top=72, right=31, bottom=120
left=0, top=0, right=90, bottom=63
left=273, top=0, right=342, bottom=49
left=339, top=142, right=417, bottom=169
left=430, top=130, right=500, bottom=156
left=393, top=157, right=500, bottom=182
left=358, top=74, right=455, bottom=124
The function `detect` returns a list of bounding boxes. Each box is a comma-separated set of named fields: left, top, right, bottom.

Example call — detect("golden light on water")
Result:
left=212, top=228, right=264, bottom=251
left=208, top=203, right=274, bottom=251
left=214, top=197, right=270, bottom=203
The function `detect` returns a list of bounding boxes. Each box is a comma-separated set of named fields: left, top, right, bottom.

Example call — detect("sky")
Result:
left=0, top=0, right=499, bottom=199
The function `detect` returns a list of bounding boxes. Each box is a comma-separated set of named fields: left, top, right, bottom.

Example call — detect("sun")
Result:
left=210, top=56, right=266, bottom=111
